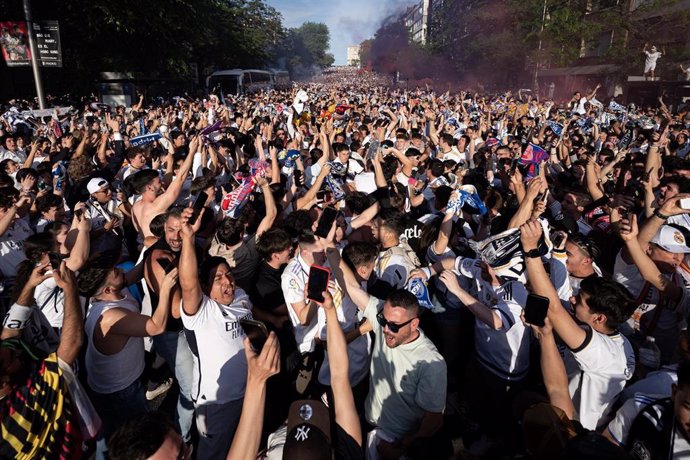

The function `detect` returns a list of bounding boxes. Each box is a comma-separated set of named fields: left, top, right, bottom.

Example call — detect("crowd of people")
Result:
left=2, top=74, right=690, bottom=460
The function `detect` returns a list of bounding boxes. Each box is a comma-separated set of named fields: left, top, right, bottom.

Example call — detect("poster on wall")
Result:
left=0, top=21, right=31, bottom=67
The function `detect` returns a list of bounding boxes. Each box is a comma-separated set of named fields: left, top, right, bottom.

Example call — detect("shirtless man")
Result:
left=130, top=136, right=197, bottom=238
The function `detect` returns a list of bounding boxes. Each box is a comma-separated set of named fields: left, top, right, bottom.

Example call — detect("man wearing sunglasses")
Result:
left=326, top=246, right=446, bottom=460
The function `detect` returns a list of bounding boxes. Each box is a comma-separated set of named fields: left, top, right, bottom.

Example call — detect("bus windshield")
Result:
left=208, top=75, right=240, bottom=95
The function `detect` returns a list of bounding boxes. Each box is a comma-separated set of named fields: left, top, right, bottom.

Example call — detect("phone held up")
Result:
left=307, top=265, right=331, bottom=303
left=240, top=319, right=269, bottom=353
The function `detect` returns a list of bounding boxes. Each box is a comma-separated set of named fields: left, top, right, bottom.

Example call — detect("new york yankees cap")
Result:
left=283, top=399, right=331, bottom=460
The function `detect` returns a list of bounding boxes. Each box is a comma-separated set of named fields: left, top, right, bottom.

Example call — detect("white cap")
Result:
left=651, top=225, right=690, bottom=254
left=86, top=177, right=109, bottom=195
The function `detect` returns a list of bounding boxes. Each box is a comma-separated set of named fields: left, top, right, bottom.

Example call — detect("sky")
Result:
left=265, top=0, right=415, bottom=65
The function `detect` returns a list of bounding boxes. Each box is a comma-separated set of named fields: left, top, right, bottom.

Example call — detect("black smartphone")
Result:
left=240, top=318, right=269, bottom=353
left=316, top=190, right=326, bottom=202
left=315, top=207, right=338, bottom=239
left=73, top=208, right=84, bottom=219
left=509, top=158, right=518, bottom=175
left=551, top=232, right=566, bottom=249
left=157, top=257, right=176, bottom=274
left=188, top=191, right=208, bottom=226
left=48, top=252, right=61, bottom=270
left=307, top=265, right=331, bottom=303
left=525, top=293, right=550, bottom=327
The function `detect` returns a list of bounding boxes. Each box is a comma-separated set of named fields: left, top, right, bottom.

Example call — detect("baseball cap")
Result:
left=283, top=400, right=331, bottom=460
left=651, top=225, right=690, bottom=253
left=87, top=177, right=109, bottom=195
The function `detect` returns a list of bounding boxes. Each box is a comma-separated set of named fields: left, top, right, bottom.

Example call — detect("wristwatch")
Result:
left=524, top=248, right=541, bottom=258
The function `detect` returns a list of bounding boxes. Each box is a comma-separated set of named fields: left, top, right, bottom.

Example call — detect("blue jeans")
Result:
left=153, top=329, right=195, bottom=442
left=90, top=379, right=148, bottom=460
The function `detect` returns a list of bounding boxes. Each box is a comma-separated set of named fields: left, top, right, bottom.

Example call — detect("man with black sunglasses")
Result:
left=326, top=246, right=446, bottom=460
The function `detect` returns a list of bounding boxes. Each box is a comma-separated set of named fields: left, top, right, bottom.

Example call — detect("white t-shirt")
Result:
left=606, top=392, right=668, bottom=445
left=363, top=295, right=447, bottom=440
left=354, top=171, right=377, bottom=194
left=645, top=50, right=662, bottom=69
left=0, top=218, right=32, bottom=278
left=613, top=251, right=690, bottom=361
left=563, top=326, right=635, bottom=430
left=281, top=254, right=320, bottom=353
left=375, top=244, right=419, bottom=290
left=181, top=292, right=253, bottom=405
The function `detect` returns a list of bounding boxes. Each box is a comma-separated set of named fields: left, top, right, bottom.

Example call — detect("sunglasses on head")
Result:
left=376, top=312, right=415, bottom=333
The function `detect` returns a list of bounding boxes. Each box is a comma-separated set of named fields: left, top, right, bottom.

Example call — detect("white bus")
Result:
left=206, top=69, right=274, bottom=95
left=271, top=70, right=291, bottom=90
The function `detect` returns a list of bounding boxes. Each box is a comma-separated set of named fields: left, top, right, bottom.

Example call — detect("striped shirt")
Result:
left=0, top=352, right=82, bottom=459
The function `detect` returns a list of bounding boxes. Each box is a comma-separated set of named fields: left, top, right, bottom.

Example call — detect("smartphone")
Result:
left=316, top=190, right=332, bottom=203
left=509, top=159, right=518, bottom=175
left=157, top=257, right=176, bottom=274
left=525, top=293, right=550, bottom=327
left=642, top=168, right=653, bottom=182
left=681, top=198, right=690, bottom=210
left=239, top=319, right=269, bottom=353
left=315, top=207, right=338, bottom=239
left=541, top=189, right=550, bottom=203
left=551, top=232, right=566, bottom=249
left=48, top=252, right=61, bottom=270
left=307, top=265, right=331, bottom=303
left=188, top=191, right=208, bottom=226
left=73, top=208, right=84, bottom=219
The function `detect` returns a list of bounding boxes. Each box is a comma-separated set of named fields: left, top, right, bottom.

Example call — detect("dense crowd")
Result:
left=2, top=75, right=690, bottom=460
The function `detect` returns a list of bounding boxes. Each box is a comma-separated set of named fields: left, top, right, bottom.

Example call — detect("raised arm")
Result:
left=54, top=263, right=84, bottom=365
left=154, top=136, right=198, bottom=212
left=529, top=318, right=576, bottom=419
left=296, top=163, right=331, bottom=211
left=180, top=210, right=205, bottom=316
left=325, top=246, right=371, bottom=311
left=618, top=212, right=682, bottom=301
left=520, top=220, right=587, bottom=349
left=225, top=333, right=280, bottom=460
left=440, top=270, right=502, bottom=329
left=321, top=290, right=362, bottom=446
left=104, top=268, right=178, bottom=337
left=254, top=177, right=277, bottom=238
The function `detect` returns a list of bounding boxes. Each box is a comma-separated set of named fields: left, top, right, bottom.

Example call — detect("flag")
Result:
left=129, top=132, right=161, bottom=147
left=446, top=185, right=488, bottom=216
left=139, top=117, right=147, bottom=136
left=518, top=143, right=548, bottom=179
left=547, top=121, right=563, bottom=137
left=200, top=121, right=222, bottom=136
left=406, top=278, right=434, bottom=310
left=608, top=100, right=627, bottom=113
left=324, top=174, right=346, bottom=201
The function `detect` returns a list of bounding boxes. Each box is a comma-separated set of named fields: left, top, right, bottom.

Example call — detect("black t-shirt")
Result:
left=333, top=423, right=364, bottom=460
left=249, top=261, right=286, bottom=312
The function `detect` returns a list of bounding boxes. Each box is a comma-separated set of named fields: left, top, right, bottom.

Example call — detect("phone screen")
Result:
left=48, top=252, right=61, bottom=270
left=240, top=319, right=269, bottom=352
left=525, top=293, right=550, bottom=327
left=307, top=266, right=330, bottom=303
left=315, top=207, right=338, bottom=239
left=188, top=191, right=208, bottom=226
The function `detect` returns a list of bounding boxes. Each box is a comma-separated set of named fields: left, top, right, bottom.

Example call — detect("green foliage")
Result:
left=0, top=0, right=287, bottom=92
